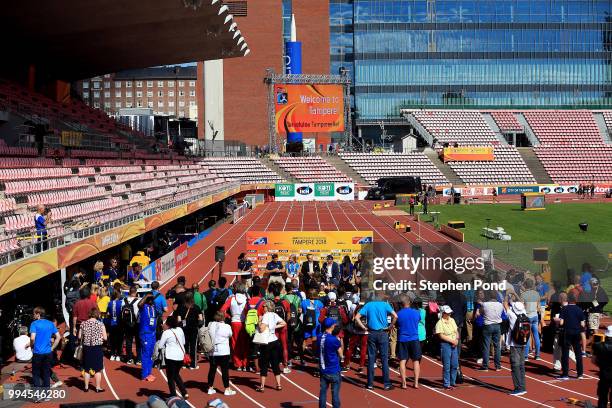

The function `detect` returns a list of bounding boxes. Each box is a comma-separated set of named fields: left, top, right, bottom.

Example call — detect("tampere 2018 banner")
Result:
left=274, top=84, right=344, bottom=133
left=246, top=231, right=373, bottom=272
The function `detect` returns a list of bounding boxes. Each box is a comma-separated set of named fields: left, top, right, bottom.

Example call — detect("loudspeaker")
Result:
left=215, top=246, right=225, bottom=262
left=412, top=245, right=422, bottom=259
left=532, top=248, right=548, bottom=264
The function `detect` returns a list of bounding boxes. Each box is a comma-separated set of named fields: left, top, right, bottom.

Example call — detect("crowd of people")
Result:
left=14, top=252, right=612, bottom=407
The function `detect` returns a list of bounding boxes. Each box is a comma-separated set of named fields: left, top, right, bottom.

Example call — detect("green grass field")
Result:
left=399, top=202, right=612, bottom=310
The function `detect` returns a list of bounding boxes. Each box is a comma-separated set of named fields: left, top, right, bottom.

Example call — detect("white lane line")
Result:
left=387, top=364, right=480, bottom=408
left=158, top=368, right=197, bottom=408
left=528, top=352, right=598, bottom=380
left=218, top=368, right=266, bottom=408
left=281, top=374, right=332, bottom=407
left=159, top=205, right=270, bottom=289
left=102, top=368, right=120, bottom=400
left=340, top=374, right=410, bottom=408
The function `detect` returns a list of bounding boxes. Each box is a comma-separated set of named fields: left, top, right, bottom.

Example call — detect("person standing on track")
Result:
left=176, top=291, right=204, bottom=370
left=138, top=293, right=157, bottom=381
left=206, top=311, right=236, bottom=396
left=256, top=301, right=287, bottom=392
left=478, top=290, right=503, bottom=371
left=592, top=326, right=612, bottom=408
left=300, top=288, right=325, bottom=364
left=558, top=292, right=586, bottom=380
left=318, top=292, right=349, bottom=361
left=268, top=282, right=292, bottom=373
left=506, top=302, right=528, bottom=396
left=396, top=294, right=422, bottom=389
left=318, top=318, right=343, bottom=408
left=354, top=293, right=397, bottom=390
left=436, top=305, right=459, bottom=390
left=220, top=283, right=249, bottom=371
left=344, top=302, right=368, bottom=372
left=158, top=316, right=188, bottom=399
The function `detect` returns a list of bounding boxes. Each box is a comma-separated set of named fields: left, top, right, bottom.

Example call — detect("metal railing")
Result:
left=0, top=181, right=240, bottom=267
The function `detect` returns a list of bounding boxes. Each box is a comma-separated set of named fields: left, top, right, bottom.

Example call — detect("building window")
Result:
left=115, top=91, right=122, bottom=97
left=104, top=91, right=110, bottom=98
left=83, top=82, right=89, bottom=89
left=147, top=91, right=153, bottom=98
left=136, top=81, right=143, bottom=88
left=158, top=101, right=164, bottom=107
left=179, top=111, right=185, bottom=117
left=168, top=101, right=175, bottom=107
left=126, top=91, right=132, bottom=97
left=115, top=81, right=122, bottom=88
left=104, top=74, right=111, bottom=78
left=148, top=101, right=154, bottom=108
left=136, top=91, right=142, bottom=98
left=137, top=100, right=143, bottom=107
left=104, top=102, right=111, bottom=108
left=168, top=90, right=174, bottom=97
left=126, top=81, right=132, bottom=88
left=126, top=102, right=133, bottom=108
left=104, top=82, right=110, bottom=89
left=83, top=91, right=90, bottom=98
left=147, top=81, right=153, bottom=87
left=158, top=91, right=164, bottom=97
left=115, top=102, right=122, bottom=108
left=179, top=101, right=185, bottom=107
left=189, top=101, right=196, bottom=107
left=189, top=90, right=195, bottom=97
left=189, top=81, right=196, bottom=87
left=93, top=82, right=101, bottom=89
left=158, top=81, right=164, bottom=87
left=93, top=91, right=100, bottom=98
left=167, top=81, right=175, bottom=87
left=179, top=91, right=185, bottom=97
left=178, top=81, right=185, bottom=87
left=93, top=102, right=100, bottom=108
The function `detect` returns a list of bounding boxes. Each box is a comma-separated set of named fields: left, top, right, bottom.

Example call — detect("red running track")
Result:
left=12, top=201, right=602, bottom=408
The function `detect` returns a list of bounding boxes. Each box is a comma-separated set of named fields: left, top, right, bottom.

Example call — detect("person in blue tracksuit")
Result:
left=138, top=294, right=157, bottom=381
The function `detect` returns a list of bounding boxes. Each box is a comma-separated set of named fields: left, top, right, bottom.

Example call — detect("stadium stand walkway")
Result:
left=423, top=147, right=463, bottom=185
left=322, top=154, right=369, bottom=185
left=516, top=147, right=553, bottom=184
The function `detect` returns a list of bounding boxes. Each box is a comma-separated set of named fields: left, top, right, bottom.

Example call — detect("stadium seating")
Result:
left=272, top=156, right=351, bottom=182
left=0, top=156, right=232, bottom=260
left=489, top=111, right=523, bottom=133
left=534, top=146, right=612, bottom=183
left=338, top=152, right=448, bottom=186
left=410, top=110, right=499, bottom=145
left=523, top=110, right=602, bottom=145
left=200, top=157, right=284, bottom=184
left=446, top=146, right=536, bottom=185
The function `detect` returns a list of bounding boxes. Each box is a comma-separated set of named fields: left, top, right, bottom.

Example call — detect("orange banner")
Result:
left=0, top=249, right=59, bottom=296
left=58, top=220, right=145, bottom=268
left=443, top=146, right=494, bottom=162
left=187, top=196, right=213, bottom=213
left=274, top=84, right=344, bottom=133
left=144, top=205, right=187, bottom=232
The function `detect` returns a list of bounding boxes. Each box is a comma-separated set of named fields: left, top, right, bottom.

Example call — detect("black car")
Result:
left=366, top=176, right=422, bottom=200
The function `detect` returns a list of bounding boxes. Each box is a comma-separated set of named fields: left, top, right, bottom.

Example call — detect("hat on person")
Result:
left=440, top=305, right=453, bottom=314
left=511, top=302, right=526, bottom=315
left=591, top=277, right=599, bottom=285
left=323, top=318, right=338, bottom=329
left=605, top=326, right=612, bottom=338
left=327, top=292, right=337, bottom=301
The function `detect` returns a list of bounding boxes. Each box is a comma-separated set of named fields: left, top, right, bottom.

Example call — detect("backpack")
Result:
left=274, top=300, right=287, bottom=321
left=303, top=303, right=317, bottom=332
left=121, top=298, right=138, bottom=328
left=326, top=305, right=342, bottom=327
left=511, top=313, right=531, bottom=345
left=212, top=288, right=229, bottom=308
left=288, top=303, right=300, bottom=329
left=245, top=299, right=264, bottom=337
left=198, top=324, right=214, bottom=354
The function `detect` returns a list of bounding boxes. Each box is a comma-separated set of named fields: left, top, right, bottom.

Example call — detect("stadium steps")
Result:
left=423, top=147, right=463, bottom=186
left=514, top=113, right=540, bottom=146
left=403, top=113, right=434, bottom=146
left=323, top=155, right=368, bottom=185
left=259, top=157, right=296, bottom=183
left=592, top=112, right=612, bottom=144
left=481, top=113, right=510, bottom=145
left=516, top=147, right=553, bottom=184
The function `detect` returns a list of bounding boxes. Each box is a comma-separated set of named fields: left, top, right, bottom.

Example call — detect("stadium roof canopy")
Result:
left=1, top=0, right=247, bottom=80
